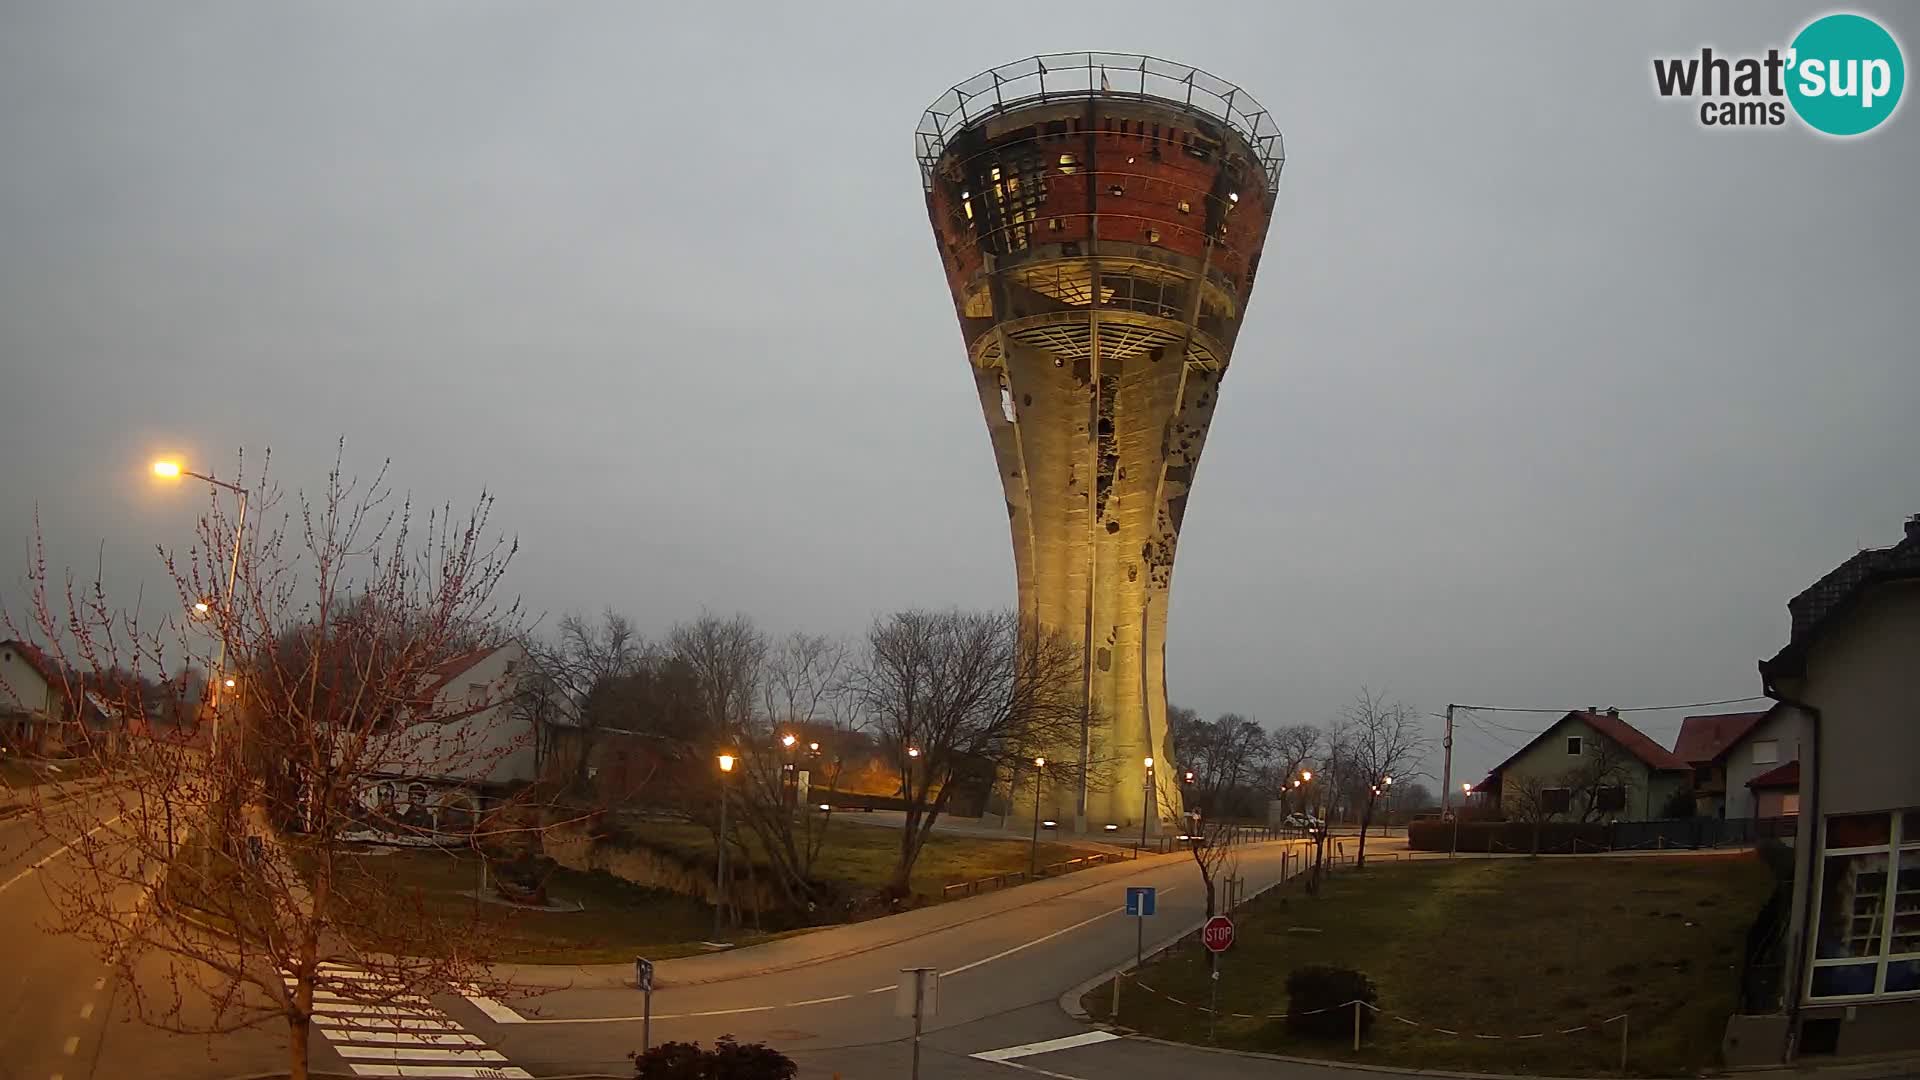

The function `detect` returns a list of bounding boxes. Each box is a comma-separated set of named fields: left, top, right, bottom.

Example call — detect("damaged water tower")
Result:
left=916, top=54, right=1283, bottom=833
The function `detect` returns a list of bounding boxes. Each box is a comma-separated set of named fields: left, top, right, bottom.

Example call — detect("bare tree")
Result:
left=1342, top=688, right=1430, bottom=868
left=728, top=631, right=855, bottom=917
left=1260, top=723, right=1322, bottom=818
left=7, top=448, right=540, bottom=1080
left=846, top=610, right=1085, bottom=898
left=1563, top=737, right=1635, bottom=822
left=523, top=609, right=645, bottom=791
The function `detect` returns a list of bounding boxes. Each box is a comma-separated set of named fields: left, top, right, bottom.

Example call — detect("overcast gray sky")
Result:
left=2, top=1, right=1914, bottom=788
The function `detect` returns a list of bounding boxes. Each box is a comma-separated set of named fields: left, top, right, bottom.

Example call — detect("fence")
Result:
left=1408, top=816, right=1797, bottom=854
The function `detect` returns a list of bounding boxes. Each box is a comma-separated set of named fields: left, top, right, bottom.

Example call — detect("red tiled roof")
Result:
left=1672, top=711, right=1768, bottom=765
left=1573, top=710, right=1692, bottom=771
left=1747, top=760, right=1800, bottom=790
left=1485, top=709, right=1692, bottom=781
left=421, top=645, right=508, bottom=697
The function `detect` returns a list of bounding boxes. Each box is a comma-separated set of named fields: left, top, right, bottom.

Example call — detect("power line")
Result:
left=1454, top=695, right=1768, bottom=715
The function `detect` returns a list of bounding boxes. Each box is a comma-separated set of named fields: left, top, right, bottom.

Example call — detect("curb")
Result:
left=1058, top=843, right=1308, bottom=1021
left=503, top=845, right=1207, bottom=991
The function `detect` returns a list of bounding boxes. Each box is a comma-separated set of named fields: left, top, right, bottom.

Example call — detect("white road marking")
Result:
left=971, top=1031, right=1121, bottom=1061
left=0, top=816, right=123, bottom=895
left=329, top=1046, right=508, bottom=1062
left=61, top=1036, right=79, bottom=1056
left=346, top=1065, right=531, bottom=1078
left=457, top=991, right=522, bottom=1024
left=941, top=889, right=1176, bottom=978
left=314, top=1015, right=462, bottom=1032
left=77, top=1003, right=93, bottom=1020
left=309, top=1002, right=440, bottom=1017
left=91, top=978, right=104, bottom=991
left=313, top=990, right=432, bottom=1005
left=314, top=1032, right=483, bottom=1047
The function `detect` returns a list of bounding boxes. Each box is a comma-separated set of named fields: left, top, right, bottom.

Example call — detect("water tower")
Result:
left=916, top=54, right=1283, bottom=832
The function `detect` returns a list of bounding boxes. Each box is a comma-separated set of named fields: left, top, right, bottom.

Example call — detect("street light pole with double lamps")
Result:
left=152, top=460, right=247, bottom=756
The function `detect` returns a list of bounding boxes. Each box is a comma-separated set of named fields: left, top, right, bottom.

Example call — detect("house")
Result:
left=1, top=640, right=63, bottom=752
left=0, top=641, right=123, bottom=757
left=1717, top=702, right=1809, bottom=825
left=1673, top=710, right=1767, bottom=818
left=351, top=641, right=538, bottom=837
left=1473, top=708, right=1692, bottom=822
left=1750, top=514, right=1920, bottom=1060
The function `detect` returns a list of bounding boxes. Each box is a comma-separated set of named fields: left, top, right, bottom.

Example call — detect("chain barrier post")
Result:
left=1619, top=1013, right=1629, bottom=1076
left=1352, top=1000, right=1361, bottom=1051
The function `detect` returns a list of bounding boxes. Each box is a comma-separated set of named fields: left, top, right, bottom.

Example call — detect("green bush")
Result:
left=630, top=1036, right=795, bottom=1079
left=1284, top=964, right=1377, bottom=1040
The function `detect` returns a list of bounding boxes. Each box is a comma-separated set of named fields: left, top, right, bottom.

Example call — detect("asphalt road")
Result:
left=454, top=835, right=1339, bottom=1078
left=0, top=793, right=321, bottom=1080
left=0, top=796, right=140, bottom=1080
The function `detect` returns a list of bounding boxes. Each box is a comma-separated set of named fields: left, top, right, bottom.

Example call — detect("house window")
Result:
left=1596, top=786, right=1628, bottom=813
left=1782, top=793, right=1801, bottom=816
left=1176, top=199, right=1191, bottom=214
left=1058, top=153, right=1078, bottom=174
left=1542, top=787, right=1572, bottom=814
left=1752, top=739, right=1780, bottom=765
left=467, top=682, right=488, bottom=708
left=1808, top=810, right=1920, bottom=1000
left=1566, top=736, right=1583, bottom=756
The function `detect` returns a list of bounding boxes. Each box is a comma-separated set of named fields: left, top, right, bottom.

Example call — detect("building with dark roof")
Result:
left=1672, top=709, right=1768, bottom=817
left=1735, top=514, right=1920, bottom=1064
left=1471, top=708, right=1692, bottom=822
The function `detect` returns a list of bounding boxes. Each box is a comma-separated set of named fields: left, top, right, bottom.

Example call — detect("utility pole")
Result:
left=1440, top=704, right=1456, bottom=819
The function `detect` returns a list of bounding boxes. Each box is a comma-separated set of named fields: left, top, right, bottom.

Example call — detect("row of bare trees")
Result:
left=519, top=605, right=1091, bottom=909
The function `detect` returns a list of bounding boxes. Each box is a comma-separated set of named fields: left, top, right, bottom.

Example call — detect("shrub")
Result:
left=631, top=1036, right=796, bottom=1079
left=1284, top=964, right=1378, bottom=1040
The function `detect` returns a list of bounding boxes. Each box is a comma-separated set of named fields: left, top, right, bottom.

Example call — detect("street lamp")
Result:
left=714, top=752, right=736, bottom=939
left=152, top=458, right=248, bottom=753
left=1140, top=756, right=1154, bottom=851
left=1029, top=756, right=1046, bottom=877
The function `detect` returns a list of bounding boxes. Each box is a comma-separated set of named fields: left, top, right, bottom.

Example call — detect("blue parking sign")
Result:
left=1125, top=885, right=1156, bottom=917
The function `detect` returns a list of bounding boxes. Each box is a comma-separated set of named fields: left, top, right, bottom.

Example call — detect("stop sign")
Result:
left=1202, top=914, right=1235, bottom=953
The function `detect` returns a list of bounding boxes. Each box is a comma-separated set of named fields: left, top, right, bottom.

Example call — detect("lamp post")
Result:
left=1140, top=757, right=1154, bottom=851
left=781, top=733, right=797, bottom=808
left=1382, top=775, right=1394, bottom=834
left=153, top=460, right=247, bottom=756
left=714, top=752, right=736, bottom=939
left=1029, top=756, right=1045, bottom=877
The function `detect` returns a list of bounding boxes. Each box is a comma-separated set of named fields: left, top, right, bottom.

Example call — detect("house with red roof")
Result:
left=1471, top=708, right=1693, bottom=822
left=1672, top=709, right=1768, bottom=818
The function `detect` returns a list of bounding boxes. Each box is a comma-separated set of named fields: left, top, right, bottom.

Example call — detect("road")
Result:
left=449, top=835, right=1339, bottom=1078
left=0, top=792, right=310, bottom=1080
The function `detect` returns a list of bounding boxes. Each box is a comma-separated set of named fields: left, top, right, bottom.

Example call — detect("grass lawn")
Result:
left=607, top=816, right=1097, bottom=898
left=332, top=846, right=776, bottom=964
left=1087, top=854, right=1774, bottom=1076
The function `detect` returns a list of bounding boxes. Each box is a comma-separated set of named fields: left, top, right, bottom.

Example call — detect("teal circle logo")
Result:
left=1787, top=13, right=1905, bottom=136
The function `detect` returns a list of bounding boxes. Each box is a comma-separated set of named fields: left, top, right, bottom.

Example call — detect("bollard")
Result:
left=1111, top=972, right=1121, bottom=1021
left=1619, top=1013, right=1629, bottom=1076
left=1352, top=999, right=1362, bottom=1051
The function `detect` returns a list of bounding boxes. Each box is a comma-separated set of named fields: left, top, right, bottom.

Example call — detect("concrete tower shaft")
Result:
left=918, top=54, right=1282, bottom=832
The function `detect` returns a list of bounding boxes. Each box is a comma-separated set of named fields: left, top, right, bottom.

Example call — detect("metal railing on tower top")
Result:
left=916, top=52, right=1285, bottom=194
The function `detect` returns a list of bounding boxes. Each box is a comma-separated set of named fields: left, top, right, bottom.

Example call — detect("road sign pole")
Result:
left=911, top=972, right=924, bottom=1080
left=643, top=985, right=652, bottom=1054
left=1136, top=912, right=1144, bottom=970
left=1208, top=954, right=1219, bottom=1043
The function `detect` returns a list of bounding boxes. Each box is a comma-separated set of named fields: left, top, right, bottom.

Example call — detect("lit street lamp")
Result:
left=1140, top=756, right=1154, bottom=851
left=1029, top=756, right=1046, bottom=876
left=152, top=459, right=248, bottom=755
left=714, top=752, right=736, bottom=939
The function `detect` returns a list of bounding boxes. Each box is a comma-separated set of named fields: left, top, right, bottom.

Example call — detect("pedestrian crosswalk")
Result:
left=284, top=963, right=528, bottom=1079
